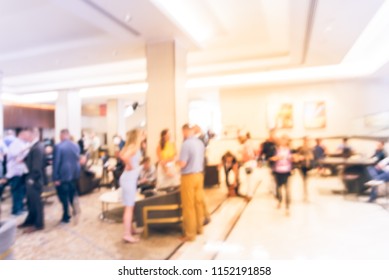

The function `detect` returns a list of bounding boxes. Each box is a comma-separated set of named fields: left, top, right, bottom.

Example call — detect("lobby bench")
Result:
left=134, top=187, right=182, bottom=238
left=0, top=219, right=16, bottom=260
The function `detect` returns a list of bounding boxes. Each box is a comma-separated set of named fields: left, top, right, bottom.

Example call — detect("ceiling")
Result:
left=0, top=0, right=387, bottom=99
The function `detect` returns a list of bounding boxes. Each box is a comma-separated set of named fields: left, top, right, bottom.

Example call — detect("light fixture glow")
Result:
left=151, top=0, right=215, bottom=44
left=186, top=0, right=389, bottom=89
left=1, top=91, right=58, bottom=103
left=79, top=83, right=148, bottom=99
left=342, top=0, right=389, bottom=66
left=124, top=106, right=134, bottom=117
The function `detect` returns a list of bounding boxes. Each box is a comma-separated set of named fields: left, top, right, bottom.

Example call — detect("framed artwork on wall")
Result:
left=304, top=101, right=326, bottom=129
left=267, top=102, right=293, bottom=129
left=364, top=111, right=389, bottom=128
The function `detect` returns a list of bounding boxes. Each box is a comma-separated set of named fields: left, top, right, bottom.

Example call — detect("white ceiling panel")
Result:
left=0, top=0, right=387, bottom=94
left=305, top=0, right=385, bottom=66
left=0, top=1, right=104, bottom=53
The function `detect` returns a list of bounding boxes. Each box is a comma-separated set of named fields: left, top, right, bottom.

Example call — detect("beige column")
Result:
left=146, top=40, right=188, bottom=163
left=55, top=89, right=81, bottom=142
left=106, top=99, right=126, bottom=155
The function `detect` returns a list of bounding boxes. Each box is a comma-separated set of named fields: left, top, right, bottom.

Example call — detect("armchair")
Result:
left=134, top=187, right=182, bottom=237
left=0, top=219, right=16, bottom=260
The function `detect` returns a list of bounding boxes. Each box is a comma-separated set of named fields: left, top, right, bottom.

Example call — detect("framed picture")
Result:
left=364, top=111, right=389, bottom=128
left=267, top=102, right=293, bottom=129
left=304, top=101, right=326, bottom=129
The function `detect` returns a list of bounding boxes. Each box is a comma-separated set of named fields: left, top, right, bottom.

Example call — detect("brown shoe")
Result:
left=17, top=223, right=32, bottom=229
left=23, top=227, right=44, bottom=234
left=179, top=236, right=195, bottom=242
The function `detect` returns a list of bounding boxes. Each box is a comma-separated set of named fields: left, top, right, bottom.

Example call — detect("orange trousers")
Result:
left=180, top=173, right=205, bottom=240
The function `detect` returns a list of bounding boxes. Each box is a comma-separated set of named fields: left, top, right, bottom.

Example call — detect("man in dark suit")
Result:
left=53, top=129, right=81, bottom=224
left=19, top=128, right=46, bottom=233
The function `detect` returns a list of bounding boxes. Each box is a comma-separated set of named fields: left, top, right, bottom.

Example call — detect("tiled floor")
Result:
left=2, top=167, right=389, bottom=260
left=214, top=170, right=389, bottom=260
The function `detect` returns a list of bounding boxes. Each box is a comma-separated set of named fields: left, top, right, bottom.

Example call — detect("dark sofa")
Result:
left=134, top=187, right=182, bottom=237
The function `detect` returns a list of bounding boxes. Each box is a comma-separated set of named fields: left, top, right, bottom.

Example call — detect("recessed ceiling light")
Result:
left=124, top=14, right=132, bottom=22
left=325, top=25, right=333, bottom=32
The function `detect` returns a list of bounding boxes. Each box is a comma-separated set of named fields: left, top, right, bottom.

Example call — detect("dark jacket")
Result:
left=53, top=140, right=80, bottom=182
left=24, top=141, right=46, bottom=186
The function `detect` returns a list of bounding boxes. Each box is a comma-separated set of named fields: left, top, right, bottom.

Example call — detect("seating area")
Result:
left=0, top=181, right=226, bottom=259
left=134, top=188, right=182, bottom=238
left=2, top=162, right=389, bottom=259
left=0, top=219, right=16, bottom=260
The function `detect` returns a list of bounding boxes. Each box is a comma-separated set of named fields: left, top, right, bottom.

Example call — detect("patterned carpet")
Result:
left=0, top=185, right=227, bottom=260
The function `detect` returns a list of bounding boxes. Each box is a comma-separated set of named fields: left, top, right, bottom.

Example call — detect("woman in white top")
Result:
left=237, top=130, right=257, bottom=201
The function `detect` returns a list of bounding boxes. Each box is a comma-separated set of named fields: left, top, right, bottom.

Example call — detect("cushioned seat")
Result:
left=78, top=168, right=100, bottom=195
left=204, top=165, right=220, bottom=188
left=134, top=187, right=182, bottom=237
left=0, top=219, right=17, bottom=260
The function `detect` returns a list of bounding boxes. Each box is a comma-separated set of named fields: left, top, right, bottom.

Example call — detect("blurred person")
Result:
left=237, top=130, right=257, bottom=202
left=258, top=129, right=278, bottom=195
left=137, top=156, right=156, bottom=194
left=4, top=129, right=16, bottom=147
left=53, top=129, right=81, bottom=224
left=365, top=156, right=389, bottom=202
left=270, top=134, right=295, bottom=215
left=0, top=137, right=7, bottom=201
left=207, top=130, right=216, bottom=141
left=77, top=131, right=88, bottom=155
left=5, top=128, right=31, bottom=215
left=177, top=124, right=206, bottom=241
left=313, top=138, right=327, bottom=174
left=193, top=125, right=211, bottom=224
left=120, top=129, right=143, bottom=243
left=297, top=136, right=314, bottom=202
left=18, top=128, right=46, bottom=233
left=113, top=134, right=125, bottom=152
left=44, top=144, right=54, bottom=184
left=140, top=138, right=147, bottom=158
left=221, top=151, right=240, bottom=197
left=105, top=134, right=126, bottom=190
left=156, top=129, right=180, bottom=189
left=371, top=141, right=387, bottom=163
left=258, top=129, right=277, bottom=166
left=336, top=137, right=353, bottom=158
left=193, top=125, right=209, bottom=147
left=90, top=132, right=101, bottom=165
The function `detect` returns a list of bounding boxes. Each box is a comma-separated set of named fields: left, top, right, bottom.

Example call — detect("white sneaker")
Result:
left=364, top=180, right=384, bottom=186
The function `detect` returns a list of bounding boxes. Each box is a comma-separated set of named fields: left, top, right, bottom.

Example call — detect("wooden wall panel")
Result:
left=4, top=105, right=55, bottom=129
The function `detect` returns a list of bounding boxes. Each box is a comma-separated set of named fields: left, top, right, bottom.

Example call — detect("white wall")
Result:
left=81, top=105, right=146, bottom=140
left=126, top=105, right=146, bottom=132
left=220, top=79, right=389, bottom=139
left=81, top=116, right=108, bottom=134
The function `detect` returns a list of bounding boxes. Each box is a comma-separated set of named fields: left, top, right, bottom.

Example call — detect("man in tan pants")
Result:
left=178, top=124, right=206, bottom=241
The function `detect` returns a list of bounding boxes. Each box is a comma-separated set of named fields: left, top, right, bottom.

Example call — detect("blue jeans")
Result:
left=367, top=166, right=389, bottom=181
left=367, top=167, right=389, bottom=201
left=9, top=175, right=26, bottom=215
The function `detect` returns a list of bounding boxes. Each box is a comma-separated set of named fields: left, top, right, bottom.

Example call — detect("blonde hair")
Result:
left=124, top=129, right=141, bottom=148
